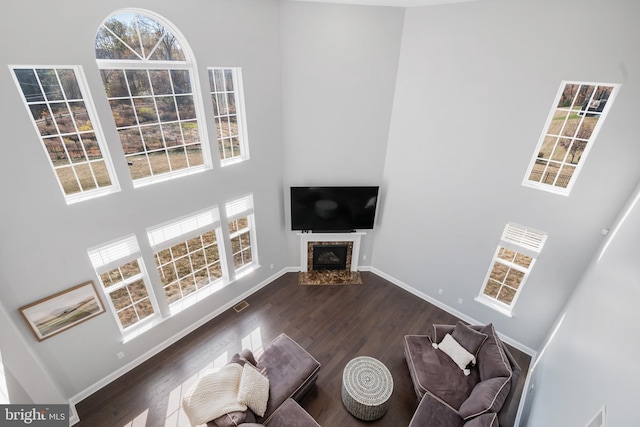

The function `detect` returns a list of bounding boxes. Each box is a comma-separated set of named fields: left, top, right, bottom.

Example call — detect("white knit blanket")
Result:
left=182, top=363, right=248, bottom=426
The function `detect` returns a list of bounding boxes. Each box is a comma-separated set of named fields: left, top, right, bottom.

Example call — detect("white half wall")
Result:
left=522, top=178, right=640, bottom=426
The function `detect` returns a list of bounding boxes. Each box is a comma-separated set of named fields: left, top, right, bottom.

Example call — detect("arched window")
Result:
left=95, top=10, right=210, bottom=186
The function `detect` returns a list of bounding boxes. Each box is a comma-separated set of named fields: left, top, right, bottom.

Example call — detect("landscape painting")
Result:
left=19, top=281, right=105, bottom=341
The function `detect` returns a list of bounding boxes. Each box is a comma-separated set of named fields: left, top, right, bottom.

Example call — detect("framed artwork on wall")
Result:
left=19, top=281, right=105, bottom=342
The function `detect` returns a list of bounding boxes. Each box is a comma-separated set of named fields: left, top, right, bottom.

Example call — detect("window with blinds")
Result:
left=88, top=235, right=158, bottom=333
left=147, top=207, right=225, bottom=305
left=478, top=223, right=548, bottom=314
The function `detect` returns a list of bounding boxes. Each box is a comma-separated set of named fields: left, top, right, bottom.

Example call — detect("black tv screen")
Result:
left=290, top=186, right=379, bottom=232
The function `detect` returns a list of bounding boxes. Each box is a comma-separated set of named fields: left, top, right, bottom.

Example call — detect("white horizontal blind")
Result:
left=501, top=223, right=547, bottom=253
left=147, top=207, right=220, bottom=251
left=225, top=194, right=254, bottom=222
left=88, top=235, right=140, bottom=274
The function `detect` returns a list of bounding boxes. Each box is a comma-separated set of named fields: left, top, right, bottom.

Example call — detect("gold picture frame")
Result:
left=19, top=281, right=105, bottom=342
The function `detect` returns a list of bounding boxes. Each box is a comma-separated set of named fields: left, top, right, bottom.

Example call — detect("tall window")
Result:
left=478, top=223, right=547, bottom=315
left=11, top=66, right=119, bottom=204
left=95, top=10, right=210, bottom=186
left=524, top=81, right=619, bottom=195
left=147, top=208, right=225, bottom=306
left=225, top=194, right=257, bottom=274
left=208, top=68, right=249, bottom=164
left=88, top=235, right=158, bottom=335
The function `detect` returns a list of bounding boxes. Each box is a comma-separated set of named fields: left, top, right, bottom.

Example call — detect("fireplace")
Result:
left=312, top=244, right=349, bottom=271
left=307, top=240, right=354, bottom=273
left=299, top=232, right=364, bottom=273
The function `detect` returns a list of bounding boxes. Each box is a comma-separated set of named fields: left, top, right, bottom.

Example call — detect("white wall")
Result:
left=523, top=178, right=640, bottom=426
left=373, top=0, right=640, bottom=350
left=279, top=1, right=405, bottom=263
left=0, top=0, right=287, bottom=399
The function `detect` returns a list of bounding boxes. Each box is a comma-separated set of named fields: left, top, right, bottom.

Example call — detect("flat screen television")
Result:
left=290, top=186, right=379, bottom=232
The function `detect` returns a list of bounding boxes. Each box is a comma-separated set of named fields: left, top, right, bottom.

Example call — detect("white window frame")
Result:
left=225, top=194, right=259, bottom=276
left=523, top=80, right=620, bottom=196
left=476, top=223, right=547, bottom=316
left=147, top=206, right=228, bottom=314
left=10, top=65, right=120, bottom=204
left=88, top=235, right=160, bottom=339
left=95, top=9, right=213, bottom=187
left=208, top=67, right=250, bottom=165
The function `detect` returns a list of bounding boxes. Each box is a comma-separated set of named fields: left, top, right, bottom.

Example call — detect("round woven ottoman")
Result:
left=341, top=356, right=393, bottom=421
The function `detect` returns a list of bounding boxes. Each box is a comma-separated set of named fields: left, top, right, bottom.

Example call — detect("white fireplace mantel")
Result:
left=298, top=232, right=365, bottom=272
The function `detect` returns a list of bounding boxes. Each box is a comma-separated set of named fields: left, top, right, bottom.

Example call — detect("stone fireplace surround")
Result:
left=298, top=232, right=365, bottom=272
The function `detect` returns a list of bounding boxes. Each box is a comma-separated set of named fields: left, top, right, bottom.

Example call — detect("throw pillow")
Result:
left=433, top=333, right=475, bottom=375
left=452, top=322, right=488, bottom=364
left=477, top=324, right=512, bottom=381
left=182, top=363, right=247, bottom=426
left=237, top=363, right=270, bottom=417
left=458, top=376, right=511, bottom=420
left=463, top=413, right=499, bottom=427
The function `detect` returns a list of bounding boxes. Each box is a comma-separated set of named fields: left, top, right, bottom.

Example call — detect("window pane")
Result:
left=483, top=280, right=500, bottom=299
left=497, top=287, right=517, bottom=305
left=490, top=262, right=508, bottom=282
left=127, top=154, right=152, bottom=179
left=526, top=81, right=618, bottom=194
left=13, top=68, right=115, bottom=201
left=118, top=307, right=138, bottom=329
left=109, top=99, right=136, bottom=127
left=135, top=299, right=154, bottom=320
left=504, top=269, right=524, bottom=289
left=36, top=69, right=63, bottom=101
left=121, top=260, right=140, bottom=279
left=95, top=12, right=208, bottom=185
left=110, top=288, right=130, bottom=310
left=128, top=279, right=148, bottom=303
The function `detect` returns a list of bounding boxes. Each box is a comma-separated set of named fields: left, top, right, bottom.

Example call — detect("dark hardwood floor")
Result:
left=75, top=271, right=531, bottom=427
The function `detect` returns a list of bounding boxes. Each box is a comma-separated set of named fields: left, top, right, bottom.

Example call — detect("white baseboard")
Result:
left=68, top=268, right=290, bottom=425
left=368, top=267, right=537, bottom=357
left=69, top=265, right=535, bottom=424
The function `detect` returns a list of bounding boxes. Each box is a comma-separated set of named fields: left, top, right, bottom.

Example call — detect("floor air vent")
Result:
left=233, top=300, right=249, bottom=313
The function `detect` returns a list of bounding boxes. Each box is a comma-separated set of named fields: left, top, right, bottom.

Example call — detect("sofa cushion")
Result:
left=431, top=324, right=456, bottom=343
left=404, top=335, right=479, bottom=409
left=463, top=413, right=499, bottom=427
left=265, top=398, right=320, bottom=427
left=255, top=334, right=321, bottom=423
left=435, top=334, right=475, bottom=375
left=182, top=363, right=248, bottom=426
left=238, top=364, right=270, bottom=417
left=452, top=322, right=488, bottom=363
left=408, top=393, right=464, bottom=427
left=458, top=377, right=510, bottom=420
left=477, top=324, right=512, bottom=381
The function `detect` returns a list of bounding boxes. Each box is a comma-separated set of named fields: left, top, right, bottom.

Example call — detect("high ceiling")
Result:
left=286, top=0, right=476, bottom=7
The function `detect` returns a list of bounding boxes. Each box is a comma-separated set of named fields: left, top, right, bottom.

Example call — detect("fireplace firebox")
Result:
left=312, top=244, right=349, bottom=271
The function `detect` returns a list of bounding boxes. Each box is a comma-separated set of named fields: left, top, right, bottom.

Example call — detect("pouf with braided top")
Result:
left=341, top=356, right=393, bottom=421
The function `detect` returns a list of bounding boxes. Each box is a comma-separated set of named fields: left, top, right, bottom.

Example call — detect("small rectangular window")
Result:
left=11, top=66, right=119, bottom=204
left=208, top=68, right=249, bottom=165
left=478, top=223, right=547, bottom=314
left=226, top=194, right=258, bottom=274
left=88, top=235, right=158, bottom=335
left=147, top=207, right=226, bottom=306
left=523, top=81, right=619, bottom=195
